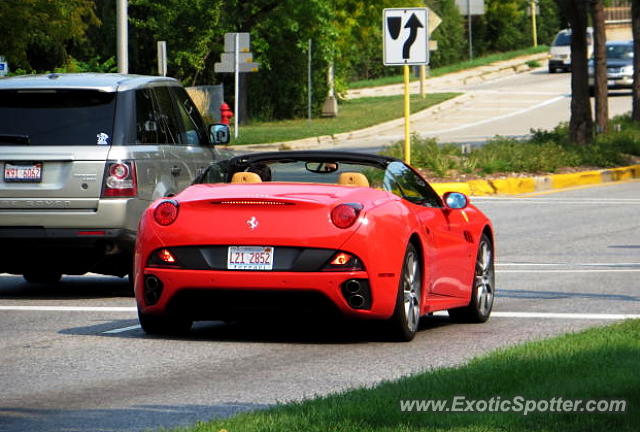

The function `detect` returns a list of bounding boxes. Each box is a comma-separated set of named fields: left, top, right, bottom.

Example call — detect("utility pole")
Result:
left=530, top=0, right=538, bottom=47
left=467, top=0, right=473, bottom=60
left=116, top=0, right=128, bottom=73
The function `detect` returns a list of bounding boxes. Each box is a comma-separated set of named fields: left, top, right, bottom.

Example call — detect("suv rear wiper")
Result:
left=0, top=134, right=31, bottom=145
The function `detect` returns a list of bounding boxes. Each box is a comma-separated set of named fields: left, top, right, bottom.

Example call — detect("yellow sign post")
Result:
left=530, top=0, right=538, bottom=47
left=383, top=8, right=432, bottom=164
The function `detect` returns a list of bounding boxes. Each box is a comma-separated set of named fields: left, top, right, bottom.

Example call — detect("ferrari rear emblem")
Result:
left=247, top=216, right=259, bottom=230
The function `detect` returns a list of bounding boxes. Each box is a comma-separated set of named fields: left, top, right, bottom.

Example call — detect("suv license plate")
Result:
left=227, top=246, right=274, bottom=270
left=4, top=162, right=43, bottom=183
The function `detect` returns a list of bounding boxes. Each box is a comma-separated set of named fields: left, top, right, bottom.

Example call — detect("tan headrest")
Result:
left=338, top=172, right=369, bottom=187
left=231, top=172, right=262, bottom=184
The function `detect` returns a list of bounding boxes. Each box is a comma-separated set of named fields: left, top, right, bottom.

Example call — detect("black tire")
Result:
left=449, top=234, right=495, bottom=323
left=548, top=66, right=556, bottom=74
left=138, top=310, right=192, bottom=336
left=387, top=243, right=422, bottom=342
left=23, top=271, right=62, bottom=284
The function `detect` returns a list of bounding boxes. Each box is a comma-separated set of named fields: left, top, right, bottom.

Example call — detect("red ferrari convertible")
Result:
left=134, top=151, right=495, bottom=341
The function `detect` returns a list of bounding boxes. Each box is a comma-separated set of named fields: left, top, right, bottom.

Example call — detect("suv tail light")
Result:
left=331, top=203, right=363, bottom=229
left=101, top=160, right=137, bottom=197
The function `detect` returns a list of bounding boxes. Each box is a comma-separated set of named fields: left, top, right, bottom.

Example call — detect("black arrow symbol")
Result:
left=402, top=13, right=424, bottom=60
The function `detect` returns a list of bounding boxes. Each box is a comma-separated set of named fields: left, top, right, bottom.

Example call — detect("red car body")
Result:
left=134, top=151, right=495, bottom=341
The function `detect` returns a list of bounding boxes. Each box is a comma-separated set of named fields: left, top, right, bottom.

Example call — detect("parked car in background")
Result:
left=0, top=73, right=229, bottom=284
left=134, top=151, right=495, bottom=341
left=548, top=27, right=594, bottom=73
left=588, top=40, right=634, bottom=96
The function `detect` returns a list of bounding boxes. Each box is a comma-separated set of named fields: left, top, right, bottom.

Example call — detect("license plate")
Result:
left=4, top=162, right=43, bottom=183
left=608, top=80, right=616, bottom=86
left=227, top=246, right=274, bottom=270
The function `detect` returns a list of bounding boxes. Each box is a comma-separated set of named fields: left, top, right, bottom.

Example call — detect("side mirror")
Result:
left=209, top=123, right=230, bottom=145
left=443, top=192, right=468, bottom=210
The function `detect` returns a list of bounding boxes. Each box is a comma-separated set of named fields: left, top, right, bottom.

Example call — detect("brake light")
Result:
left=331, top=203, right=363, bottom=229
left=101, top=160, right=137, bottom=197
left=157, top=248, right=176, bottom=264
left=154, top=200, right=179, bottom=226
left=323, top=251, right=364, bottom=271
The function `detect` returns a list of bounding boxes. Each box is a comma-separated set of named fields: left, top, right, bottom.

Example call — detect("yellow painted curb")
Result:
left=551, top=170, right=602, bottom=190
left=430, top=164, right=640, bottom=197
left=431, top=182, right=471, bottom=196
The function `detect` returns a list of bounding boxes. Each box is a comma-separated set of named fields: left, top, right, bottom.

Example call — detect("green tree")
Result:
left=425, top=0, right=466, bottom=67
left=0, top=0, right=98, bottom=72
left=129, top=0, right=223, bottom=85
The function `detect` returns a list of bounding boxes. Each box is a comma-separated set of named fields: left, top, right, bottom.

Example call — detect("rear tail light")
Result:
left=147, top=248, right=182, bottom=268
left=154, top=200, right=179, bottom=226
left=101, top=160, right=137, bottom=197
left=331, top=203, right=363, bottom=229
left=323, top=251, right=364, bottom=271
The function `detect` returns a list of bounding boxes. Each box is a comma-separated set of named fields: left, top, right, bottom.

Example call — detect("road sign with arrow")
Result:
left=383, top=8, right=429, bottom=66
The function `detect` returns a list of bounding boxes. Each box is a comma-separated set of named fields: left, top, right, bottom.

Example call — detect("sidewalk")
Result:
left=222, top=52, right=550, bottom=153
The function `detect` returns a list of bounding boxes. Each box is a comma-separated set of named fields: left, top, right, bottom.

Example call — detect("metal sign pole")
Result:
left=116, top=0, right=128, bottom=73
left=308, top=39, right=312, bottom=122
left=234, top=33, right=239, bottom=139
left=403, top=64, right=411, bottom=165
left=467, top=0, right=473, bottom=60
left=531, top=0, right=538, bottom=47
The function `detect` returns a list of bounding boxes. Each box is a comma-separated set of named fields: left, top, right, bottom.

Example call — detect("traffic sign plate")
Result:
left=383, top=8, right=429, bottom=66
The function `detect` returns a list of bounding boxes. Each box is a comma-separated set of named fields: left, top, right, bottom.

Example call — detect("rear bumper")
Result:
left=136, top=268, right=397, bottom=320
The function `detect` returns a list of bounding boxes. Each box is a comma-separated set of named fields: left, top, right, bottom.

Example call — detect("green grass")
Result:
left=169, top=320, right=639, bottom=432
left=348, top=46, right=549, bottom=90
left=381, top=116, right=640, bottom=178
left=231, top=93, right=459, bottom=146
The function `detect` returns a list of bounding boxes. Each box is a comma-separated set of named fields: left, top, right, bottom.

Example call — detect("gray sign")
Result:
left=455, top=0, right=485, bottom=15
left=224, top=33, right=251, bottom=53
left=214, top=62, right=260, bottom=73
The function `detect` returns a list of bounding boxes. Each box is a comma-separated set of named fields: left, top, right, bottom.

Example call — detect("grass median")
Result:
left=170, top=319, right=639, bottom=432
left=229, top=93, right=459, bottom=146
left=348, top=46, right=549, bottom=90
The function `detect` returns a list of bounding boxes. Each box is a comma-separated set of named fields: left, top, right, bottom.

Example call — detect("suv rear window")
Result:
left=0, top=89, right=116, bottom=146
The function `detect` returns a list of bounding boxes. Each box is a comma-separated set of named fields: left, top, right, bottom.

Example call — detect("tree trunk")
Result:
left=556, top=0, right=593, bottom=145
left=632, top=0, right=640, bottom=122
left=591, top=0, right=608, bottom=134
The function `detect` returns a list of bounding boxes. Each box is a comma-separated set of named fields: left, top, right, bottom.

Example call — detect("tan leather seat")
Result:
left=231, top=172, right=262, bottom=184
left=338, top=172, right=369, bottom=187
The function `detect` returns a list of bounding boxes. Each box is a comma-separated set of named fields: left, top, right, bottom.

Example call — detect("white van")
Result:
left=548, top=27, right=594, bottom=73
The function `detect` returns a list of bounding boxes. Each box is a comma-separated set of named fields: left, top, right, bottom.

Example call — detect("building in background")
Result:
left=605, top=0, right=631, bottom=41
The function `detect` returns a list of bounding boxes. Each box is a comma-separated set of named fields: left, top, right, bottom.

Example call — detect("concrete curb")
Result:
left=430, top=164, right=640, bottom=196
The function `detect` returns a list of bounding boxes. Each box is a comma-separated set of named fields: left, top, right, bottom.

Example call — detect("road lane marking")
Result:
left=422, top=95, right=565, bottom=135
left=0, top=305, right=136, bottom=312
left=103, top=324, right=141, bottom=334
left=497, top=269, right=640, bottom=273
left=433, top=311, right=640, bottom=320
left=492, top=312, right=640, bottom=320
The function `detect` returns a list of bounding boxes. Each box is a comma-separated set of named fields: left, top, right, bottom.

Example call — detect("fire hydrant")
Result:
left=219, top=102, right=233, bottom=125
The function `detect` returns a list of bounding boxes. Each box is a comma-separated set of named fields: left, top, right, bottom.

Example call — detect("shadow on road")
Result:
left=0, top=274, right=132, bottom=300
left=61, top=314, right=455, bottom=345
left=0, top=403, right=268, bottom=432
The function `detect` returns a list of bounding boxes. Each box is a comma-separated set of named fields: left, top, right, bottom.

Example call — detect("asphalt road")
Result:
left=0, top=180, right=639, bottom=432
left=319, top=68, right=634, bottom=153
